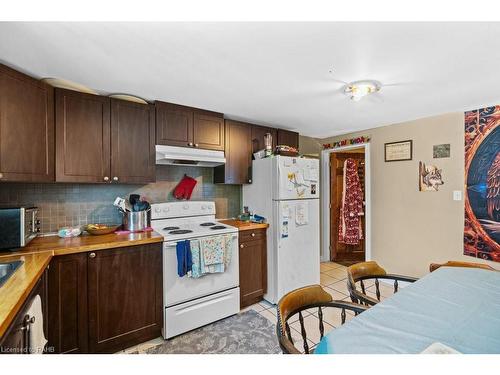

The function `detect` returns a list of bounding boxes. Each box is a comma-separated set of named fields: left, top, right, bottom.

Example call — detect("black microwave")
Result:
left=0, top=206, right=40, bottom=250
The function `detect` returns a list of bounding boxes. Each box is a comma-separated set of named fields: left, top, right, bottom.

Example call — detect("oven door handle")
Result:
left=164, top=234, right=238, bottom=248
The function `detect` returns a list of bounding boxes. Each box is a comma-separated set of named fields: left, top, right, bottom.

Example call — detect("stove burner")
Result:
left=163, top=226, right=180, bottom=231
left=200, top=222, right=216, bottom=227
left=210, top=226, right=227, bottom=230
left=169, top=229, right=193, bottom=234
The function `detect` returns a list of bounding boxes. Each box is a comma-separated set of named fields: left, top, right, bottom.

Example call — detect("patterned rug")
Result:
left=141, top=310, right=281, bottom=354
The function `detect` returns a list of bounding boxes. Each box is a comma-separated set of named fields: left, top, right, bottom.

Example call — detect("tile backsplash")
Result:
left=0, top=166, right=241, bottom=234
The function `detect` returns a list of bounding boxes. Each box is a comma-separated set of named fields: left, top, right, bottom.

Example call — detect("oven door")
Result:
left=163, top=233, right=239, bottom=307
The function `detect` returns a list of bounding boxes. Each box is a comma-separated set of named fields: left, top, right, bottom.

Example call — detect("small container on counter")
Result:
left=122, top=210, right=151, bottom=232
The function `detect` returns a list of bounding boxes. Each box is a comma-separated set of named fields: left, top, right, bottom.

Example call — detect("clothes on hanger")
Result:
left=338, top=158, right=364, bottom=245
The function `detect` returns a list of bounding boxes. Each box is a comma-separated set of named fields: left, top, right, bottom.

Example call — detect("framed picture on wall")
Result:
left=384, top=140, right=413, bottom=162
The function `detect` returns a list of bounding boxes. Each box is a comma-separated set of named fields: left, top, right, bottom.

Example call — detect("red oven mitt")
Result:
left=173, top=174, right=197, bottom=200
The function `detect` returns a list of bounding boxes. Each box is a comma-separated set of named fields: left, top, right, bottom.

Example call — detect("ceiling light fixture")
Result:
left=343, top=80, right=381, bottom=101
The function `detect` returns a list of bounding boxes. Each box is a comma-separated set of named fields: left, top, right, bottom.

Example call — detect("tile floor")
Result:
left=121, top=261, right=354, bottom=354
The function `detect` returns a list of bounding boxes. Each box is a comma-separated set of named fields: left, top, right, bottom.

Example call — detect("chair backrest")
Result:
left=277, top=284, right=367, bottom=354
left=277, top=285, right=332, bottom=354
left=346, top=261, right=387, bottom=304
left=429, top=261, right=497, bottom=272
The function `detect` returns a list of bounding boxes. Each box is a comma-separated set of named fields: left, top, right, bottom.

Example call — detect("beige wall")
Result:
left=321, top=112, right=497, bottom=277
left=299, top=135, right=322, bottom=156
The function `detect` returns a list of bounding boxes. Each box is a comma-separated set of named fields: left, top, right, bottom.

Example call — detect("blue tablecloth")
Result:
left=315, top=267, right=500, bottom=354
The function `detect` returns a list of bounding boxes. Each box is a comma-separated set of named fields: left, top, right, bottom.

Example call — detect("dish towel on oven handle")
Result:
left=188, top=235, right=233, bottom=277
left=176, top=240, right=192, bottom=277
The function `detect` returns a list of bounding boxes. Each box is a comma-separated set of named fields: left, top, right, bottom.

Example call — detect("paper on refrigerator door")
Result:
left=295, top=170, right=309, bottom=186
left=282, top=203, right=291, bottom=219
left=304, top=167, right=318, bottom=182
left=295, top=202, right=309, bottom=226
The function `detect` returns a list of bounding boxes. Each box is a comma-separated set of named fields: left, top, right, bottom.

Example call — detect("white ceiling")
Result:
left=1, top=22, right=499, bottom=138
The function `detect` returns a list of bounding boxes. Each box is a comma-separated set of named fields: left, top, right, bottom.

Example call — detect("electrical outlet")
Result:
left=453, top=191, right=462, bottom=201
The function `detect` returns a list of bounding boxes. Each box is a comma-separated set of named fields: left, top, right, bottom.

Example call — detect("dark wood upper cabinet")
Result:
left=251, top=125, right=277, bottom=154
left=214, top=120, right=252, bottom=184
left=193, top=111, right=225, bottom=151
left=0, top=64, right=54, bottom=182
left=110, top=99, right=156, bottom=183
left=56, top=89, right=155, bottom=184
left=48, top=252, right=89, bottom=354
left=156, top=101, right=224, bottom=151
left=277, top=129, right=299, bottom=150
left=155, top=102, right=193, bottom=147
left=87, top=244, right=162, bottom=353
left=55, top=88, right=111, bottom=183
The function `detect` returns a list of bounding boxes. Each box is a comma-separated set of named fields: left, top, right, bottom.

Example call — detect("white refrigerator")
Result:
left=243, top=155, right=320, bottom=304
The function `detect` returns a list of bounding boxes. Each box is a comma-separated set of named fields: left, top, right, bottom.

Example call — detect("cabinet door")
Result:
left=193, top=111, right=225, bottom=151
left=251, top=125, right=277, bottom=154
left=239, top=235, right=267, bottom=308
left=0, top=269, right=48, bottom=354
left=87, top=244, right=162, bottom=353
left=55, top=88, right=111, bottom=183
left=110, top=99, right=156, bottom=183
left=277, top=129, right=299, bottom=149
left=214, top=120, right=251, bottom=184
left=155, top=101, right=193, bottom=147
left=48, top=253, right=88, bottom=354
left=0, top=64, right=54, bottom=182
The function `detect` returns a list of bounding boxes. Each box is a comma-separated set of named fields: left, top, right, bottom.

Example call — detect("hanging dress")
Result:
left=338, top=158, right=364, bottom=245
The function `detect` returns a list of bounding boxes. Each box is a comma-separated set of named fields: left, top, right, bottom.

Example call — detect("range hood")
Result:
left=155, top=145, right=226, bottom=167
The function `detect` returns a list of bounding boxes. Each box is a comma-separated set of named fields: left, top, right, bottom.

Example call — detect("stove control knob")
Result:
left=163, top=207, right=170, bottom=213
left=201, top=205, right=207, bottom=210
left=183, top=204, right=189, bottom=210
left=155, top=207, right=161, bottom=214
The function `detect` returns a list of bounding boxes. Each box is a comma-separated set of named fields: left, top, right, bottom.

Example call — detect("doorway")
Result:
left=329, top=148, right=366, bottom=266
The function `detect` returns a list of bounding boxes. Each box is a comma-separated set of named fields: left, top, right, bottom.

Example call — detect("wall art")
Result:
left=433, top=144, right=450, bottom=158
left=418, top=161, right=444, bottom=191
left=464, top=106, right=500, bottom=262
left=384, top=140, right=412, bottom=162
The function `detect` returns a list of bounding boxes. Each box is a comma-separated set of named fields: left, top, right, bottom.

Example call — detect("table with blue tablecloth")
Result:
left=315, top=267, right=500, bottom=354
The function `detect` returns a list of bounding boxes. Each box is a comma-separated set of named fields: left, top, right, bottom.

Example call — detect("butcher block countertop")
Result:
left=0, top=252, right=52, bottom=339
left=221, top=219, right=269, bottom=231
left=2, top=231, right=164, bottom=257
left=0, top=231, right=163, bottom=339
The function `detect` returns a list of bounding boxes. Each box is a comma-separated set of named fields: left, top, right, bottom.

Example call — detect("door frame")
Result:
left=320, top=143, right=371, bottom=262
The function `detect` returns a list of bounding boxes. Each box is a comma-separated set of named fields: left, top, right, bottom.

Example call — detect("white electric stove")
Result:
left=150, top=201, right=240, bottom=339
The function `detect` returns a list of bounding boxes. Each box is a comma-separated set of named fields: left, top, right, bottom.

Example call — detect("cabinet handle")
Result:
left=103, top=176, right=109, bottom=182
left=248, top=179, right=252, bottom=183
left=0, top=172, right=3, bottom=179
left=251, top=232, right=255, bottom=237
left=194, top=143, right=199, bottom=148
left=188, top=142, right=194, bottom=147
left=113, top=176, right=119, bottom=182
left=89, top=252, right=96, bottom=258
left=240, top=244, right=244, bottom=248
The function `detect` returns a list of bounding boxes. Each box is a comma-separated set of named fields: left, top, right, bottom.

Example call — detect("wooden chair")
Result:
left=276, top=285, right=367, bottom=354
left=429, top=261, right=497, bottom=272
left=347, top=261, right=418, bottom=306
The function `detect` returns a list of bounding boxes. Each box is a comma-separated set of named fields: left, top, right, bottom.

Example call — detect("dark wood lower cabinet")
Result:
left=87, top=244, right=162, bottom=353
left=0, top=269, right=48, bottom=354
left=239, top=229, right=268, bottom=308
left=47, top=252, right=89, bottom=354
left=47, top=243, right=163, bottom=354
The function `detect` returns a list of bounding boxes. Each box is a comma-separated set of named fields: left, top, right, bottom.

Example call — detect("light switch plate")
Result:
left=453, top=191, right=462, bottom=201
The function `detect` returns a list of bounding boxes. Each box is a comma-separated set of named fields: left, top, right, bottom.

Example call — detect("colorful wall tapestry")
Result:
left=464, top=106, right=500, bottom=262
